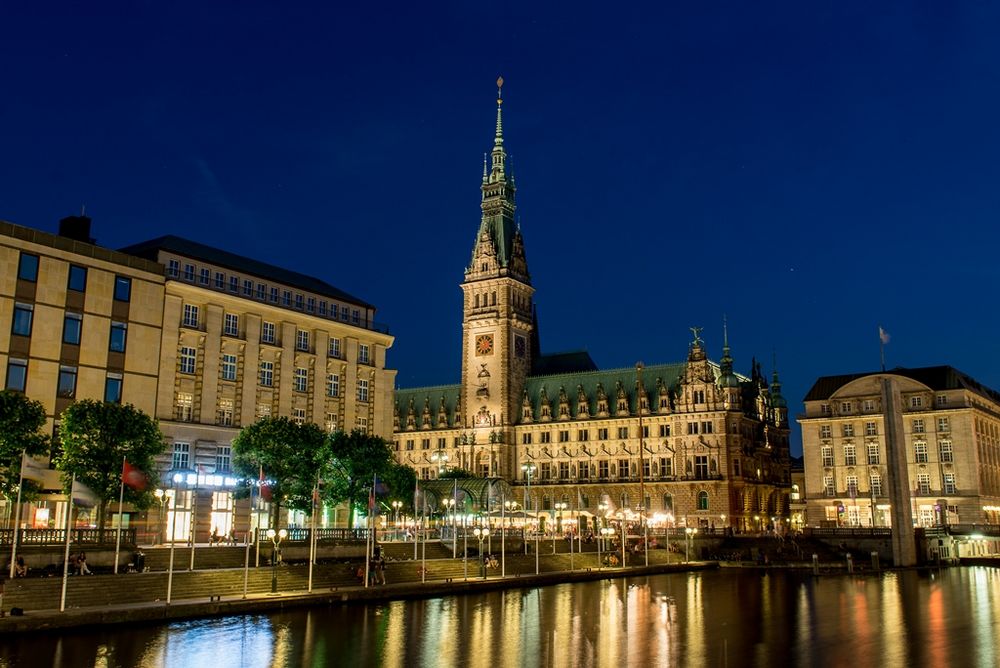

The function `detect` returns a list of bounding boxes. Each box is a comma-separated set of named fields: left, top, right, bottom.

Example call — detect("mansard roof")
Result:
left=803, top=365, right=1000, bottom=405
left=121, top=235, right=374, bottom=309
left=394, top=383, right=462, bottom=430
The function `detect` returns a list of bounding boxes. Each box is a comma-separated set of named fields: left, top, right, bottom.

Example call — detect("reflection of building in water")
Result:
left=799, top=366, right=1000, bottom=528
left=392, top=82, right=791, bottom=533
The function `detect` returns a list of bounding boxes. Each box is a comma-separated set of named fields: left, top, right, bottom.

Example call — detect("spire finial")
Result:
left=482, top=153, right=488, bottom=182
left=495, top=76, right=504, bottom=144
left=723, top=314, right=729, bottom=348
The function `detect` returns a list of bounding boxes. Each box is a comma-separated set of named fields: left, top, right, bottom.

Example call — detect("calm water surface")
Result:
left=1, top=568, right=998, bottom=668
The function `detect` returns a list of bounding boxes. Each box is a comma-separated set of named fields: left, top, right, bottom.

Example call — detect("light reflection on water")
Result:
left=2, top=568, right=998, bottom=668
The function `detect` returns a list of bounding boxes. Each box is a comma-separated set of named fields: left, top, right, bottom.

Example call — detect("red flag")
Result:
left=259, top=465, right=272, bottom=502
left=122, top=460, right=147, bottom=491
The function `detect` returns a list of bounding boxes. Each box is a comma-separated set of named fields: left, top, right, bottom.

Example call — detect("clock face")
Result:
left=514, top=335, right=526, bottom=358
left=476, top=334, right=494, bottom=356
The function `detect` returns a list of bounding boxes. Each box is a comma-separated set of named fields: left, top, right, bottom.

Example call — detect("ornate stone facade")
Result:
left=392, top=83, right=792, bottom=532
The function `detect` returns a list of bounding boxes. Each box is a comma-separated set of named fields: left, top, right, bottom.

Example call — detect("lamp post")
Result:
left=720, top=513, right=727, bottom=534
left=443, top=498, right=456, bottom=556
left=267, top=528, right=287, bottom=594
left=599, top=527, right=614, bottom=568
left=685, top=527, right=697, bottom=562
left=521, top=462, right=536, bottom=557
left=473, top=527, right=491, bottom=579
left=154, top=488, right=169, bottom=545
left=431, top=451, right=450, bottom=475
left=753, top=514, right=761, bottom=535
left=554, top=502, right=567, bottom=554
left=392, top=500, right=402, bottom=540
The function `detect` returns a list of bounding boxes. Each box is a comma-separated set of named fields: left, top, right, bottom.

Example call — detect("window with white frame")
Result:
left=167, top=259, right=179, bottom=277
left=821, top=446, right=834, bottom=467
left=863, top=399, right=875, bottom=412
left=270, top=287, right=279, bottom=303
left=243, top=279, right=253, bottom=296
left=214, top=272, right=225, bottom=288
left=295, top=294, right=304, bottom=310
left=823, top=475, right=835, bottom=496
left=256, top=403, right=271, bottom=419
left=326, top=373, right=339, bottom=397
left=358, top=344, right=370, bottom=364
left=259, top=361, right=273, bottom=387
left=179, top=347, right=197, bottom=374
left=356, top=415, right=368, bottom=432
left=224, top=313, right=239, bottom=337
left=183, top=264, right=195, bottom=281
left=864, top=421, right=878, bottom=436
left=618, top=426, right=630, bottom=439
left=352, top=309, right=360, bottom=324
left=842, top=424, right=855, bottom=437
left=293, top=367, right=308, bottom=392
left=176, top=393, right=193, bottom=421
left=916, top=473, right=931, bottom=495
left=820, top=403, right=831, bottom=415
left=221, top=354, right=237, bottom=381
left=307, top=297, right=315, bottom=313
left=840, top=402, right=852, bottom=413
left=296, top=329, right=309, bottom=352
left=936, top=395, right=948, bottom=407
left=943, top=473, right=956, bottom=495
left=256, top=283, right=266, bottom=300
left=216, top=446, right=231, bottom=472
left=172, top=442, right=191, bottom=470
left=229, top=276, right=239, bottom=293
left=844, top=444, right=857, bottom=466
left=939, top=440, right=953, bottom=463
left=914, top=441, right=928, bottom=463
left=357, top=378, right=369, bottom=402
left=820, top=425, right=832, bottom=438
left=261, top=321, right=275, bottom=345
left=292, top=408, right=306, bottom=425
left=199, top=268, right=210, bottom=285
left=329, top=337, right=341, bottom=358
left=217, top=398, right=234, bottom=426
left=182, top=304, right=199, bottom=328
left=846, top=475, right=859, bottom=498
left=912, top=419, right=925, bottom=434
left=867, top=442, right=881, bottom=464
left=324, top=412, right=337, bottom=433
left=870, top=473, right=883, bottom=497
left=937, top=417, right=950, bottom=432
left=910, top=396, right=923, bottom=408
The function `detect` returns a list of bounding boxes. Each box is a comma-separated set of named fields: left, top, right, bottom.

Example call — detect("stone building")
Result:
left=798, top=366, right=1000, bottom=528
left=392, top=84, right=792, bottom=533
left=1, top=216, right=165, bottom=528
left=120, top=236, right=396, bottom=540
left=1, top=216, right=395, bottom=539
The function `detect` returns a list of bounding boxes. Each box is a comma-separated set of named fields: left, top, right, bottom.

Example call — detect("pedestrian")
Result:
left=14, top=556, right=28, bottom=577
left=376, top=556, right=387, bottom=585
left=134, top=549, right=146, bottom=573
left=78, top=552, right=92, bottom=575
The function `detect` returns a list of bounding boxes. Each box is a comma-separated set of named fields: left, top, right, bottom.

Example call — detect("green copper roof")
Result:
left=394, top=384, right=462, bottom=429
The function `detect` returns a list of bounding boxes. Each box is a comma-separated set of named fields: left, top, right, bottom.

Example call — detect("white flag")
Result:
left=20, top=452, right=48, bottom=484
left=71, top=478, right=99, bottom=507
left=879, top=327, right=890, bottom=345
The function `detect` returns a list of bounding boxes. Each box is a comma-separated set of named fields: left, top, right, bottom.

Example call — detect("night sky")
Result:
left=4, top=3, right=1000, bottom=456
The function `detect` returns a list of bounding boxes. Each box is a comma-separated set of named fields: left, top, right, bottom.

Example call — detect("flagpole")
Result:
left=879, top=326, right=886, bottom=372
left=189, top=468, right=199, bottom=571
left=243, top=477, right=254, bottom=600
left=413, top=480, right=419, bottom=561
left=8, top=451, right=25, bottom=579
left=60, top=475, right=75, bottom=612
left=500, top=490, right=506, bottom=578
left=256, top=465, right=263, bottom=568
left=113, top=456, right=126, bottom=574
left=167, top=481, right=179, bottom=605
left=364, top=474, right=374, bottom=588
left=308, top=472, right=318, bottom=593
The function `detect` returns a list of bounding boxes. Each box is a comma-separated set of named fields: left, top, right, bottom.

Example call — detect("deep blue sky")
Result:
left=4, top=2, right=1000, bottom=456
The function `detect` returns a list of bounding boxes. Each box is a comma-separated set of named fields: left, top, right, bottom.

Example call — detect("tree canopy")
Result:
left=56, top=400, right=164, bottom=528
left=323, top=429, right=396, bottom=527
left=380, top=461, right=418, bottom=513
left=231, top=416, right=327, bottom=525
left=0, top=390, right=50, bottom=500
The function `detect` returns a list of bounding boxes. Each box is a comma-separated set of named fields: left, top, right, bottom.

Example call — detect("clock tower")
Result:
left=460, top=78, right=534, bottom=446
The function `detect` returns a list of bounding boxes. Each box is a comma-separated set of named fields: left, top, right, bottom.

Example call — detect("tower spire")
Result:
left=718, top=315, right=740, bottom=389
left=495, top=76, right=504, bottom=145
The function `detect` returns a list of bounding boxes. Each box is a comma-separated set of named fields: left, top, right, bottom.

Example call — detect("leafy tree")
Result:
left=381, top=462, right=417, bottom=513
left=231, top=416, right=327, bottom=526
left=56, top=400, right=164, bottom=530
left=323, top=429, right=395, bottom=528
left=0, top=390, right=50, bottom=501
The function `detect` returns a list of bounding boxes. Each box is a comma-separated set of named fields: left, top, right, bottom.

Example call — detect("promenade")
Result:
left=0, top=543, right=709, bottom=633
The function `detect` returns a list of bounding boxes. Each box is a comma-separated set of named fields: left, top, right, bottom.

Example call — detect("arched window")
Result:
left=697, top=491, right=709, bottom=510
left=474, top=294, right=479, bottom=308
left=662, top=494, right=673, bottom=512
left=491, top=292, right=496, bottom=305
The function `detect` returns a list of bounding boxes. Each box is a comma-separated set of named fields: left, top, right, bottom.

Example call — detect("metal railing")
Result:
left=0, top=528, right=137, bottom=546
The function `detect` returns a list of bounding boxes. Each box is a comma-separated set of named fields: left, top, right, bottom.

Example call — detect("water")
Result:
left=2, top=568, right=998, bottom=668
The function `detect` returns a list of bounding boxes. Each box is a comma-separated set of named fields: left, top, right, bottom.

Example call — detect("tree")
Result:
left=56, top=400, right=164, bottom=530
left=381, top=462, right=418, bottom=513
left=231, top=416, right=327, bottom=526
left=0, top=390, right=50, bottom=501
left=323, top=429, right=395, bottom=528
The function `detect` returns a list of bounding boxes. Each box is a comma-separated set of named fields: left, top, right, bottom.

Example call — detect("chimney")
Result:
left=59, top=215, right=95, bottom=244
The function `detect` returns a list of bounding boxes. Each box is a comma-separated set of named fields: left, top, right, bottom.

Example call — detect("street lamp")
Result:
left=685, top=527, right=698, bottom=562
left=504, top=500, right=518, bottom=529
left=154, top=488, right=169, bottom=545
left=443, top=498, right=456, bottom=555
left=473, top=527, right=491, bottom=579
left=753, top=514, right=761, bottom=534
left=554, top=502, right=567, bottom=554
left=266, top=528, right=287, bottom=593
left=392, top=500, right=403, bottom=540
left=431, top=451, right=450, bottom=475
left=720, top=513, right=727, bottom=534
left=521, top=462, right=536, bottom=559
